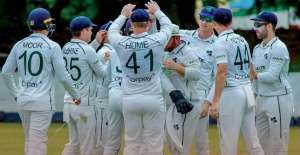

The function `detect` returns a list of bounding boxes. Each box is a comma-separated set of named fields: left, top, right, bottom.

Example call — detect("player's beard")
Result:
left=255, top=27, right=267, bottom=40
left=164, top=37, right=180, bottom=52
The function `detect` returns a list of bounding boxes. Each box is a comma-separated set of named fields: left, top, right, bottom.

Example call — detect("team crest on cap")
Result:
left=30, top=20, right=35, bottom=26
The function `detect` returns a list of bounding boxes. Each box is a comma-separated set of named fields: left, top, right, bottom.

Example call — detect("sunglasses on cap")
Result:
left=254, top=22, right=268, bottom=28
left=200, top=15, right=213, bottom=23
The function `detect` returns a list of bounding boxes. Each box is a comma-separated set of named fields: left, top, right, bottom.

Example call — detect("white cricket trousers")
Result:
left=19, top=110, right=53, bottom=155
left=218, top=86, right=264, bottom=155
left=104, top=87, right=124, bottom=155
left=95, top=99, right=109, bottom=155
left=122, top=94, right=165, bottom=155
left=167, top=91, right=208, bottom=155
left=62, top=105, right=98, bottom=155
left=255, top=93, right=294, bottom=155
left=195, top=95, right=210, bottom=155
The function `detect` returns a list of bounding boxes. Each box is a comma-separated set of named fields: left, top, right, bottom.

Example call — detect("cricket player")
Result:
left=61, top=16, right=107, bottom=155
left=251, top=11, right=294, bottom=155
left=93, top=22, right=114, bottom=155
left=91, top=22, right=114, bottom=155
left=164, top=24, right=201, bottom=155
left=207, top=8, right=264, bottom=155
left=93, top=22, right=125, bottom=155
left=1, top=8, right=80, bottom=155
left=120, top=14, right=189, bottom=155
left=179, top=6, right=217, bottom=155
left=108, top=1, right=192, bottom=154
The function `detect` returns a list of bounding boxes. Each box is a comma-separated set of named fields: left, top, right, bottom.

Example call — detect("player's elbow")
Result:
left=217, top=64, right=228, bottom=78
left=184, top=68, right=201, bottom=80
left=258, top=72, right=279, bottom=83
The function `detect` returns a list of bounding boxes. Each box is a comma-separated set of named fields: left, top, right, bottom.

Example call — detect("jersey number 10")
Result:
left=18, top=50, right=43, bottom=76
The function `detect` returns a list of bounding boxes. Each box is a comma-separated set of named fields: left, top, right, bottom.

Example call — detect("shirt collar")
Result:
left=103, top=43, right=114, bottom=49
left=193, top=29, right=216, bottom=43
left=170, top=40, right=186, bottom=54
left=30, top=33, right=48, bottom=38
left=218, top=29, right=234, bottom=37
left=259, top=37, right=278, bottom=48
left=70, top=38, right=88, bottom=45
left=130, top=32, right=148, bottom=38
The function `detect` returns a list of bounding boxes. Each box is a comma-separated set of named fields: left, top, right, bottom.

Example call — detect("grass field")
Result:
left=0, top=123, right=299, bottom=155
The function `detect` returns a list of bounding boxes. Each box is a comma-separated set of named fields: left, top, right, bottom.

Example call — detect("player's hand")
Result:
left=73, top=98, right=81, bottom=105
left=209, top=101, right=219, bottom=119
left=145, top=0, right=160, bottom=14
left=250, top=64, right=258, bottom=81
left=121, top=4, right=136, bottom=18
left=95, top=31, right=106, bottom=44
left=200, top=100, right=210, bottom=118
left=169, top=90, right=193, bottom=114
left=104, top=51, right=110, bottom=63
left=163, top=59, right=178, bottom=70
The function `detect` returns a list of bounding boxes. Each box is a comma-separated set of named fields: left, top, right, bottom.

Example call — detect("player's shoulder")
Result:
left=271, top=38, right=287, bottom=50
left=102, top=43, right=115, bottom=51
left=35, top=35, right=60, bottom=49
left=253, top=44, right=260, bottom=51
left=179, top=29, right=197, bottom=37
left=75, top=41, right=95, bottom=55
left=12, top=37, right=29, bottom=49
left=62, top=41, right=73, bottom=49
left=180, top=41, right=196, bottom=55
left=47, top=38, right=60, bottom=47
left=271, top=38, right=289, bottom=56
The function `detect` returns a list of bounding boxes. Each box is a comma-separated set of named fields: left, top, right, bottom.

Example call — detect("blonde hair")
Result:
left=132, top=22, right=148, bottom=28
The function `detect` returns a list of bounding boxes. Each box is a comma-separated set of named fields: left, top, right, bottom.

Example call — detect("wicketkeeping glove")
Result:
left=169, top=90, right=193, bottom=114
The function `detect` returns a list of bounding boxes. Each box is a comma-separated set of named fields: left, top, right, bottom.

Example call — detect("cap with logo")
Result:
left=130, top=9, right=150, bottom=22
left=213, top=8, right=232, bottom=25
left=199, top=6, right=216, bottom=22
left=251, top=11, right=278, bottom=27
left=27, top=8, right=54, bottom=30
left=70, top=16, right=97, bottom=32
left=171, top=24, right=181, bottom=37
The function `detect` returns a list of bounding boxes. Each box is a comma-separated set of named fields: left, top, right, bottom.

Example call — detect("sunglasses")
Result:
left=200, top=15, right=213, bottom=23
left=254, top=22, right=268, bottom=28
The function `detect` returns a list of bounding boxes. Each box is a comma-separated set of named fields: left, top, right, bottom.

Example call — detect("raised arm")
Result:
left=146, top=0, right=172, bottom=42
left=108, top=4, right=136, bottom=47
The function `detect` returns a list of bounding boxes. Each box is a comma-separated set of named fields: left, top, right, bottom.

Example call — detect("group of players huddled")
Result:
left=2, top=0, right=294, bottom=155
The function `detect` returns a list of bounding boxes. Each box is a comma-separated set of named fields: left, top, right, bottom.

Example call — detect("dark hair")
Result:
left=71, top=30, right=81, bottom=37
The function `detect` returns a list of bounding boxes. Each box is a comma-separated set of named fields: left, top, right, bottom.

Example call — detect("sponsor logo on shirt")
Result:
left=127, top=73, right=155, bottom=83
left=21, top=80, right=42, bottom=88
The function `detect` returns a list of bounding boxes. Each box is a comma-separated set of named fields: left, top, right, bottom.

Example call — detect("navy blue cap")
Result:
left=99, top=21, right=112, bottom=31
left=213, top=8, right=232, bottom=25
left=130, top=9, right=149, bottom=22
left=27, top=8, right=53, bottom=29
left=70, top=16, right=97, bottom=31
left=251, top=11, right=277, bottom=27
left=199, top=6, right=216, bottom=20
